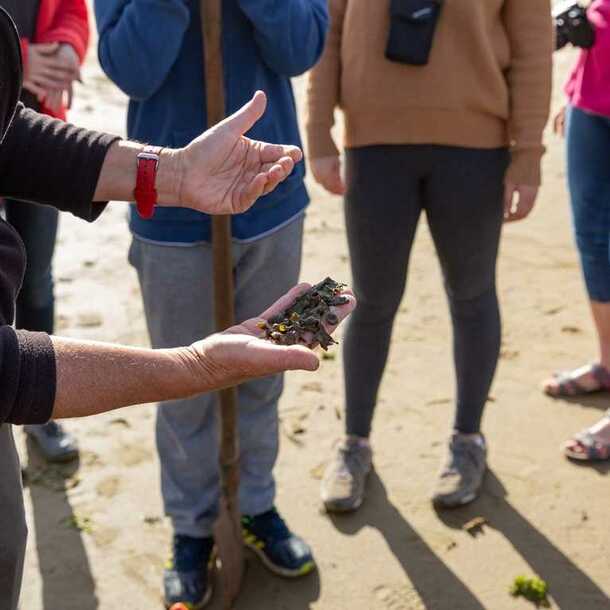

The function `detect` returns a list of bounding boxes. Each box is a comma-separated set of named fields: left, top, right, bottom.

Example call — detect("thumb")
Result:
left=223, top=90, right=267, bottom=136
left=37, top=42, right=60, bottom=55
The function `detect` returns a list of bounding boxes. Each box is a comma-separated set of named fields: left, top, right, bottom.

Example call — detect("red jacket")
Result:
left=19, top=0, right=89, bottom=120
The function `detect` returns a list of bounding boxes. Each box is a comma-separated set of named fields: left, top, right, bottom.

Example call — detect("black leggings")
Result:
left=343, top=145, right=509, bottom=437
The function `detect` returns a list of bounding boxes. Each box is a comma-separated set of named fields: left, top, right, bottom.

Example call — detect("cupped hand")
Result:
left=176, top=91, right=303, bottom=215
left=184, top=284, right=356, bottom=393
left=504, top=182, right=539, bottom=222
left=310, top=155, right=346, bottom=195
left=24, top=42, right=73, bottom=94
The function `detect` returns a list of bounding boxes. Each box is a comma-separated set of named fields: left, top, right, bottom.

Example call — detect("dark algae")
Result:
left=258, top=277, right=348, bottom=350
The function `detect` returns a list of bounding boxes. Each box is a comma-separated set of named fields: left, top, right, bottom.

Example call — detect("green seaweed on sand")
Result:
left=510, top=575, right=550, bottom=607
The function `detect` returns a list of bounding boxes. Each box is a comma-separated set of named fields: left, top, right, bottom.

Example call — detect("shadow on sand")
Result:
left=24, top=438, right=98, bottom=610
left=329, top=471, right=485, bottom=610
left=435, top=470, right=610, bottom=609
left=205, top=553, right=321, bottom=610
left=326, top=469, right=609, bottom=609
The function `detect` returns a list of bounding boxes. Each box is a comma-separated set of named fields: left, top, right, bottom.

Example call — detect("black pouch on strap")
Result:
left=385, top=0, right=443, bottom=66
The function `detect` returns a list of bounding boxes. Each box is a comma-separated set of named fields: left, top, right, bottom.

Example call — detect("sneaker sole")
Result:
left=165, top=584, right=212, bottom=610
left=322, top=494, right=364, bottom=514
left=245, top=541, right=316, bottom=578
left=432, top=491, right=477, bottom=509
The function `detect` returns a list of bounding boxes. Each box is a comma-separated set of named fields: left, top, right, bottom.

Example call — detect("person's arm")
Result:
left=306, top=0, right=347, bottom=194
left=0, top=90, right=308, bottom=426
left=52, top=284, right=354, bottom=419
left=0, top=91, right=302, bottom=220
left=94, top=0, right=190, bottom=100
left=502, top=0, right=553, bottom=189
left=237, top=0, right=328, bottom=77
left=0, top=103, right=119, bottom=218
left=1, top=285, right=355, bottom=424
left=37, top=0, right=90, bottom=63
left=34, top=0, right=90, bottom=112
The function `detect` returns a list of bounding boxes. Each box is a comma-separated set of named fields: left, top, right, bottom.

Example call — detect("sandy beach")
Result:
left=15, top=14, right=610, bottom=610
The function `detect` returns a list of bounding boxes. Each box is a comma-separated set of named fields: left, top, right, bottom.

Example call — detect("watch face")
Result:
left=0, top=8, right=22, bottom=144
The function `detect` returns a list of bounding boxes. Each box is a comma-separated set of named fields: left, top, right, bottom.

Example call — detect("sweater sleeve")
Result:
left=0, top=102, right=119, bottom=425
left=0, top=221, right=57, bottom=426
left=0, top=328, right=56, bottom=425
left=237, top=0, right=328, bottom=77
left=503, top=0, right=553, bottom=186
left=95, top=0, right=190, bottom=101
left=36, top=0, right=90, bottom=63
left=0, top=104, right=119, bottom=220
left=306, top=0, right=347, bottom=160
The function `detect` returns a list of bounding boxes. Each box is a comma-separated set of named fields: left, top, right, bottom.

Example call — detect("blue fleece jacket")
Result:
left=94, top=0, right=328, bottom=243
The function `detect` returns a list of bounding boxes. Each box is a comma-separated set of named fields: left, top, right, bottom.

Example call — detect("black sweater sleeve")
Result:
left=0, top=220, right=58, bottom=426
left=0, top=104, right=120, bottom=220
left=0, top=106, right=120, bottom=426
left=0, top=327, right=57, bottom=425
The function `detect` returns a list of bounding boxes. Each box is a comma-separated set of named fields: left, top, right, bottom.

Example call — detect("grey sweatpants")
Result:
left=0, top=425, right=28, bottom=610
left=129, top=216, right=304, bottom=538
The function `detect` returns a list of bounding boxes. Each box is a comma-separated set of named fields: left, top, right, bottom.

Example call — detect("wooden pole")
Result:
left=200, top=1, right=244, bottom=607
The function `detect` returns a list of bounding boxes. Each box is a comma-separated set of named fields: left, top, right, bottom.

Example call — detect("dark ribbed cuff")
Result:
left=12, top=330, right=56, bottom=425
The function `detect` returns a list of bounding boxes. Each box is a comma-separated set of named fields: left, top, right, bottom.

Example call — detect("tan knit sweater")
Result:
left=306, top=0, right=553, bottom=185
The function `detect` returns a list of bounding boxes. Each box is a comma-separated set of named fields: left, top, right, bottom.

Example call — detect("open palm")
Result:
left=179, top=91, right=303, bottom=215
left=189, top=284, right=356, bottom=392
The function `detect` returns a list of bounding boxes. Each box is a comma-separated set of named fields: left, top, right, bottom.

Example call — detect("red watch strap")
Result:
left=134, top=146, right=162, bottom=219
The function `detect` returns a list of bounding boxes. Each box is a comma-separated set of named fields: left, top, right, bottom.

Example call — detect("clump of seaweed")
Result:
left=259, top=277, right=348, bottom=350
left=510, top=575, right=550, bottom=607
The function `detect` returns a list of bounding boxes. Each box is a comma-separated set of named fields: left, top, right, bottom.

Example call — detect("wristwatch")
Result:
left=134, top=145, right=163, bottom=219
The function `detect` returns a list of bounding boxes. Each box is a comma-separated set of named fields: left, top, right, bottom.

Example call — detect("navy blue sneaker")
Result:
left=241, top=508, right=316, bottom=578
left=163, top=535, right=214, bottom=609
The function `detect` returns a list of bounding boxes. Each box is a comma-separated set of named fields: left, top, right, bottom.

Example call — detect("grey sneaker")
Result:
left=432, top=433, right=487, bottom=508
left=24, top=421, right=79, bottom=463
left=321, top=437, right=372, bottom=513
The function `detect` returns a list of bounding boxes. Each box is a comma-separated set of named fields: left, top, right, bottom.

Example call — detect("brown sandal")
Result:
left=564, top=411, right=610, bottom=461
left=544, top=364, right=610, bottom=398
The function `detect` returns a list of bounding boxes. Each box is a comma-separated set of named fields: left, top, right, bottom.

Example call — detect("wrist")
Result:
left=163, top=345, right=214, bottom=398
left=156, top=148, right=183, bottom=205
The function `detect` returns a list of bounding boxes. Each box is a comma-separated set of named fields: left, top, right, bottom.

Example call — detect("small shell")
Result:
left=325, top=312, right=339, bottom=326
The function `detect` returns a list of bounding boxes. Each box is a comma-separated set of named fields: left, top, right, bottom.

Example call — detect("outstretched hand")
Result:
left=185, top=284, right=356, bottom=393
left=176, top=91, right=303, bottom=215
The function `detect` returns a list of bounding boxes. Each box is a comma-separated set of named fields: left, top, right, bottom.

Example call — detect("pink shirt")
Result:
left=565, top=0, right=610, bottom=117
